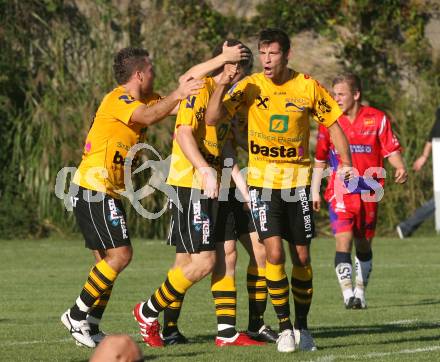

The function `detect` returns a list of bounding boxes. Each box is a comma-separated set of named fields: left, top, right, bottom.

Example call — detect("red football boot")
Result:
left=215, top=332, right=266, bottom=347
left=132, top=302, right=164, bottom=347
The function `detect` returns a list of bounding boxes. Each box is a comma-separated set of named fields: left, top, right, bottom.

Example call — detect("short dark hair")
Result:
left=258, top=28, right=290, bottom=54
left=332, top=73, right=362, bottom=95
left=211, top=39, right=253, bottom=76
left=113, top=47, right=150, bottom=85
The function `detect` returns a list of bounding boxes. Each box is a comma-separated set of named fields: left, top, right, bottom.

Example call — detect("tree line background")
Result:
left=1, top=0, right=439, bottom=239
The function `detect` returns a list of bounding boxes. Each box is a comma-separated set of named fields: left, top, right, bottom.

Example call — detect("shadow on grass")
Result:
left=314, top=320, right=440, bottom=339
left=325, top=335, right=440, bottom=350
left=369, top=298, right=440, bottom=309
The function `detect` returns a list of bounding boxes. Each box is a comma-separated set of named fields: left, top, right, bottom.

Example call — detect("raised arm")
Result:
left=179, top=42, right=250, bottom=81
left=176, top=125, right=218, bottom=199
left=130, top=77, right=204, bottom=126
left=205, top=63, right=238, bottom=126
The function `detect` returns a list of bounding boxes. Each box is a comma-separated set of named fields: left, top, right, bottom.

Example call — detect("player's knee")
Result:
left=195, top=254, right=216, bottom=279
left=108, top=247, right=132, bottom=272
left=296, top=253, right=310, bottom=266
left=266, top=248, right=285, bottom=265
left=252, top=243, right=266, bottom=266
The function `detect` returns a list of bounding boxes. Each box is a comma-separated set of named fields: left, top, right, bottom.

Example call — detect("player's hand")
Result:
left=222, top=41, right=251, bottom=63
left=336, top=165, right=354, bottom=182
left=312, top=192, right=321, bottom=212
left=412, top=155, right=427, bottom=172
left=175, top=77, right=205, bottom=100
left=218, top=63, right=238, bottom=86
left=200, top=167, right=218, bottom=199
left=394, top=167, right=408, bottom=184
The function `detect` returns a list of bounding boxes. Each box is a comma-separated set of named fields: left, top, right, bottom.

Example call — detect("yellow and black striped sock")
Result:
left=142, top=268, right=193, bottom=318
left=247, top=266, right=267, bottom=332
left=163, top=296, right=185, bottom=335
left=266, top=261, right=292, bottom=332
left=291, top=264, right=313, bottom=330
left=88, top=284, right=113, bottom=334
left=211, top=274, right=237, bottom=338
left=70, top=260, right=118, bottom=321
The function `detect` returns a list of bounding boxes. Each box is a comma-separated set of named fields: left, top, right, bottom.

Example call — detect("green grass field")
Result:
left=1, top=235, right=439, bottom=361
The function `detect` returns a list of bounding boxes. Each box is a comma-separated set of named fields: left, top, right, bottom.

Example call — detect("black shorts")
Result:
left=72, top=185, right=131, bottom=250
left=248, top=186, right=315, bottom=245
left=216, top=188, right=256, bottom=242
left=167, top=186, right=218, bottom=253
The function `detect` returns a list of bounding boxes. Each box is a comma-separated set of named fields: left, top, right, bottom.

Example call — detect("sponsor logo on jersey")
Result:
left=311, top=109, right=325, bottom=123
left=118, top=94, right=135, bottom=104
left=186, top=96, right=196, bottom=109
left=108, top=199, right=128, bottom=239
left=363, top=119, right=375, bottom=126
left=269, top=114, right=289, bottom=133
left=350, top=144, right=372, bottom=153
left=250, top=140, right=297, bottom=158
left=317, top=98, right=332, bottom=113
left=230, top=89, right=244, bottom=103
left=285, top=102, right=305, bottom=112
left=256, top=95, right=269, bottom=109
left=195, top=107, right=205, bottom=123
left=359, top=130, right=377, bottom=135
left=192, top=201, right=210, bottom=244
left=285, top=97, right=307, bottom=112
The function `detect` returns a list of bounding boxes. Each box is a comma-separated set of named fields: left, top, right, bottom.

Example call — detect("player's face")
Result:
left=258, top=42, right=288, bottom=80
left=333, top=82, right=357, bottom=114
left=139, top=57, right=154, bottom=97
left=231, top=63, right=247, bottom=84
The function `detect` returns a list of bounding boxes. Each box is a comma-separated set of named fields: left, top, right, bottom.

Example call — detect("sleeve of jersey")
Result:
left=223, top=78, right=250, bottom=116
left=175, top=90, right=208, bottom=129
left=110, top=95, right=145, bottom=125
left=315, top=125, right=331, bottom=163
left=378, top=115, right=402, bottom=157
left=311, top=80, right=342, bottom=128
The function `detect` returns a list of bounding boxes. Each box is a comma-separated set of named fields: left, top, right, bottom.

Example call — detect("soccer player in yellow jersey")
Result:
left=206, top=28, right=352, bottom=352
left=133, top=40, right=265, bottom=347
left=61, top=45, right=250, bottom=348
left=158, top=45, right=278, bottom=346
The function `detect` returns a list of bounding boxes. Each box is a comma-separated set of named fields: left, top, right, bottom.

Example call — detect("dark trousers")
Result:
left=398, top=198, right=435, bottom=236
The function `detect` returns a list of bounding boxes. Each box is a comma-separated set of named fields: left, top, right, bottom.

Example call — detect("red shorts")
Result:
left=328, top=193, right=378, bottom=239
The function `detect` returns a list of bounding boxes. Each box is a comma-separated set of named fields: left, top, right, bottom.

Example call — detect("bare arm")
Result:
left=413, top=141, right=432, bottom=171
left=179, top=42, right=250, bottom=81
left=387, top=152, right=408, bottom=183
left=205, top=64, right=238, bottom=126
left=222, top=139, right=249, bottom=202
left=176, top=125, right=218, bottom=198
left=131, top=78, right=204, bottom=126
left=327, top=122, right=352, bottom=167
left=311, top=161, right=326, bottom=211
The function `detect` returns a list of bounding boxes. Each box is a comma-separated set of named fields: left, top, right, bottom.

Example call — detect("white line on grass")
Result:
left=308, top=346, right=440, bottom=362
